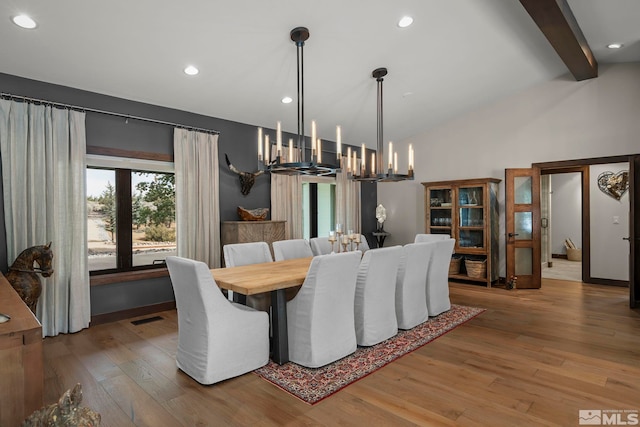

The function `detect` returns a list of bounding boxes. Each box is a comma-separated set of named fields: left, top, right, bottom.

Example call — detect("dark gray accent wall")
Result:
left=0, top=72, right=377, bottom=316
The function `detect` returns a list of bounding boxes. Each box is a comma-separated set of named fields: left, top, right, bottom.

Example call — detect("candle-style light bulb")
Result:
left=317, top=138, right=322, bottom=163
left=361, top=144, right=365, bottom=171
left=311, top=120, right=317, bottom=149
left=388, top=141, right=393, bottom=170
left=371, top=152, right=375, bottom=175
left=394, top=151, right=398, bottom=173
left=336, top=125, right=342, bottom=159
left=409, top=144, right=414, bottom=170
left=264, top=134, right=270, bottom=164
left=276, top=121, right=282, bottom=157
left=258, top=127, right=263, bottom=162
left=347, top=147, right=351, bottom=172
left=289, top=138, right=294, bottom=162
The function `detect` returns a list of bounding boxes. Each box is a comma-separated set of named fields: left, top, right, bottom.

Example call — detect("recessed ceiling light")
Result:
left=184, top=65, right=199, bottom=76
left=281, top=96, right=293, bottom=104
left=607, top=43, right=623, bottom=49
left=12, top=14, right=37, bottom=29
left=403, top=91, right=414, bottom=98
left=398, top=16, right=413, bottom=28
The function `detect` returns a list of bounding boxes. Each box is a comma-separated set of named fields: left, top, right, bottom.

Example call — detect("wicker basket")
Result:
left=449, top=256, right=462, bottom=275
left=465, top=259, right=487, bottom=279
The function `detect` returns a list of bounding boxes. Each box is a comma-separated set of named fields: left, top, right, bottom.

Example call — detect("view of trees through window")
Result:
left=87, top=168, right=177, bottom=272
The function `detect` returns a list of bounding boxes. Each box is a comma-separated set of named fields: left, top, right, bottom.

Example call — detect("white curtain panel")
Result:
left=270, top=173, right=303, bottom=239
left=336, top=171, right=361, bottom=232
left=174, top=128, right=220, bottom=268
left=0, top=100, right=90, bottom=336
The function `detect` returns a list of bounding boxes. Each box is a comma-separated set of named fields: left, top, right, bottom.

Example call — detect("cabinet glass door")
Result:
left=429, top=188, right=453, bottom=234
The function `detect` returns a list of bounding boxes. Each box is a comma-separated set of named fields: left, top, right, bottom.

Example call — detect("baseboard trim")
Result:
left=552, top=253, right=568, bottom=259
left=585, top=278, right=629, bottom=288
left=91, top=301, right=176, bottom=326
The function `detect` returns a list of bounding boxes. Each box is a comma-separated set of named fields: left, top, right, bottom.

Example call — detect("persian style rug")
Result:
left=254, top=304, right=484, bottom=404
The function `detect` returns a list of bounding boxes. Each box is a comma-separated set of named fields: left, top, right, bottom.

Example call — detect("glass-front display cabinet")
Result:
left=422, top=178, right=501, bottom=286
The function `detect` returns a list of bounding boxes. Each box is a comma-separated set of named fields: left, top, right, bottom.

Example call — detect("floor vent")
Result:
left=131, top=316, right=164, bottom=325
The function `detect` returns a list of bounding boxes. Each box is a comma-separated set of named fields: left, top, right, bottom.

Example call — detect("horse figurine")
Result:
left=6, top=242, right=54, bottom=314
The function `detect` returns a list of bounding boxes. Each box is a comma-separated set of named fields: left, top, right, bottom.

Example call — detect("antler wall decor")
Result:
left=225, top=154, right=265, bottom=195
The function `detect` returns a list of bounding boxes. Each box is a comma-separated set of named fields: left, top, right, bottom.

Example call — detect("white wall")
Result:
left=378, top=63, right=640, bottom=278
left=590, top=163, right=630, bottom=281
left=550, top=172, right=582, bottom=255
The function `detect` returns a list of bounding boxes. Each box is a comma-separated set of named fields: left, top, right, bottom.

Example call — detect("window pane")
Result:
left=317, top=183, right=335, bottom=237
left=87, top=168, right=117, bottom=271
left=132, top=172, right=176, bottom=267
left=514, top=212, right=533, bottom=240
left=514, top=176, right=532, bottom=204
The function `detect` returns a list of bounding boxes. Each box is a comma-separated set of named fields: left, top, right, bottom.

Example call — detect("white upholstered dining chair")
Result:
left=414, top=233, right=450, bottom=243
left=287, top=251, right=361, bottom=368
left=272, top=239, right=313, bottom=261
left=309, top=236, right=332, bottom=255
left=426, top=238, right=455, bottom=316
left=166, top=256, right=269, bottom=385
left=395, top=242, right=436, bottom=330
left=222, top=241, right=272, bottom=310
left=354, top=246, right=403, bottom=346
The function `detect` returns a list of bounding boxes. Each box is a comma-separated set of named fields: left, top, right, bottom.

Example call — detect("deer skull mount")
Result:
left=225, top=154, right=265, bottom=196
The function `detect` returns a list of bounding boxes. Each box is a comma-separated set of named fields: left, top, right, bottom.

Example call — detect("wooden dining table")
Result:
left=211, top=257, right=313, bottom=365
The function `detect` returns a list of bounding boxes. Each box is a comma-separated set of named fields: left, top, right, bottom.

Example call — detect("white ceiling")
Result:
left=1, top=1, right=638, bottom=148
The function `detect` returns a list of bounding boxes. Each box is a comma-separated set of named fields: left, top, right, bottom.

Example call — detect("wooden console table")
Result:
left=221, top=220, right=286, bottom=261
left=0, top=272, right=43, bottom=425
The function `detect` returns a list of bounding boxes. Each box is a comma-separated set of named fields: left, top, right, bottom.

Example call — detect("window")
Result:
left=86, top=155, right=176, bottom=273
left=302, top=177, right=336, bottom=239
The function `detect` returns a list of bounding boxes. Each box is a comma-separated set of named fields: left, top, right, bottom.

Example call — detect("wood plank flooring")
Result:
left=42, top=279, right=640, bottom=426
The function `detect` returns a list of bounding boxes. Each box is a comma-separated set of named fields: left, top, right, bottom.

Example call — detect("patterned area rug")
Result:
left=254, top=304, right=484, bottom=404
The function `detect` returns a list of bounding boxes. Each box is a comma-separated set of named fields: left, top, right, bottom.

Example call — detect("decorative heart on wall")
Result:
left=597, top=170, right=629, bottom=200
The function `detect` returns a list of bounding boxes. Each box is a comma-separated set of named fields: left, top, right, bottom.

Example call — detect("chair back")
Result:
left=395, top=242, right=435, bottom=329
left=166, top=257, right=229, bottom=350
left=287, top=251, right=361, bottom=367
left=310, top=236, right=332, bottom=255
left=273, top=239, right=313, bottom=261
left=415, top=233, right=450, bottom=243
left=359, top=234, right=371, bottom=252
left=223, top=241, right=272, bottom=267
left=426, top=238, right=455, bottom=315
left=355, top=246, right=402, bottom=345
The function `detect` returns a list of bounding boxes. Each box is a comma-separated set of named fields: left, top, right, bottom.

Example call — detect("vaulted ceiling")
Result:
left=1, top=1, right=638, bottom=148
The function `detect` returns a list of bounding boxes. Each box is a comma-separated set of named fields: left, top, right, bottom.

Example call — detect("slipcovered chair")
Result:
left=426, top=238, right=455, bottom=316
left=415, top=233, right=450, bottom=243
left=287, top=251, right=361, bottom=368
left=354, top=246, right=403, bottom=346
left=223, top=241, right=272, bottom=310
left=395, top=242, right=435, bottom=329
left=310, top=236, right=332, bottom=255
left=166, top=256, right=269, bottom=385
left=358, top=235, right=371, bottom=252
left=272, top=239, right=314, bottom=261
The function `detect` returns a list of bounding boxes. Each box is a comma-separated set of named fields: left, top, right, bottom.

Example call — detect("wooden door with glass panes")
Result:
left=505, top=168, right=541, bottom=289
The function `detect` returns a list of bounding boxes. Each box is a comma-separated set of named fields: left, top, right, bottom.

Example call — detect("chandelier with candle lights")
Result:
left=348, top=68, right=414, bottom=182
left=257, top=27, right=341, bottom=177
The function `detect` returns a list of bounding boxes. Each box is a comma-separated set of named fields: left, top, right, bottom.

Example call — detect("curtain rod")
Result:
left=0, top=92, right=220, bottom=135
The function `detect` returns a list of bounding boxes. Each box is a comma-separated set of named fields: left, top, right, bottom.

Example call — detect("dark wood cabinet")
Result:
left=422, top=178, right=500, bottom=287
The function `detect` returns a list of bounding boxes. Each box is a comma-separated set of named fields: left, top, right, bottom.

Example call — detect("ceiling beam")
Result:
left=520, top=0, right=598, bottom=81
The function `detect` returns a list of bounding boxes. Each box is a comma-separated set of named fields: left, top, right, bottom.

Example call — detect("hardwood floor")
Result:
left=42, top=280, right=639, bottom=426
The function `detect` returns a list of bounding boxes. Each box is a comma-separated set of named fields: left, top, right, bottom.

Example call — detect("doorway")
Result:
left=541, top=169, right=584, bottom=282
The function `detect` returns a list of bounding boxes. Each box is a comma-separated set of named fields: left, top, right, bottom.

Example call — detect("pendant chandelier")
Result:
left=257, top=27, right=340, bottom=176
left=349, top=68, right=414, bottom=182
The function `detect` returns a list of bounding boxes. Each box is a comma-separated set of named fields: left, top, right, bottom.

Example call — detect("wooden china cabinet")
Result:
left=422, top=178, right=500, bottom=287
